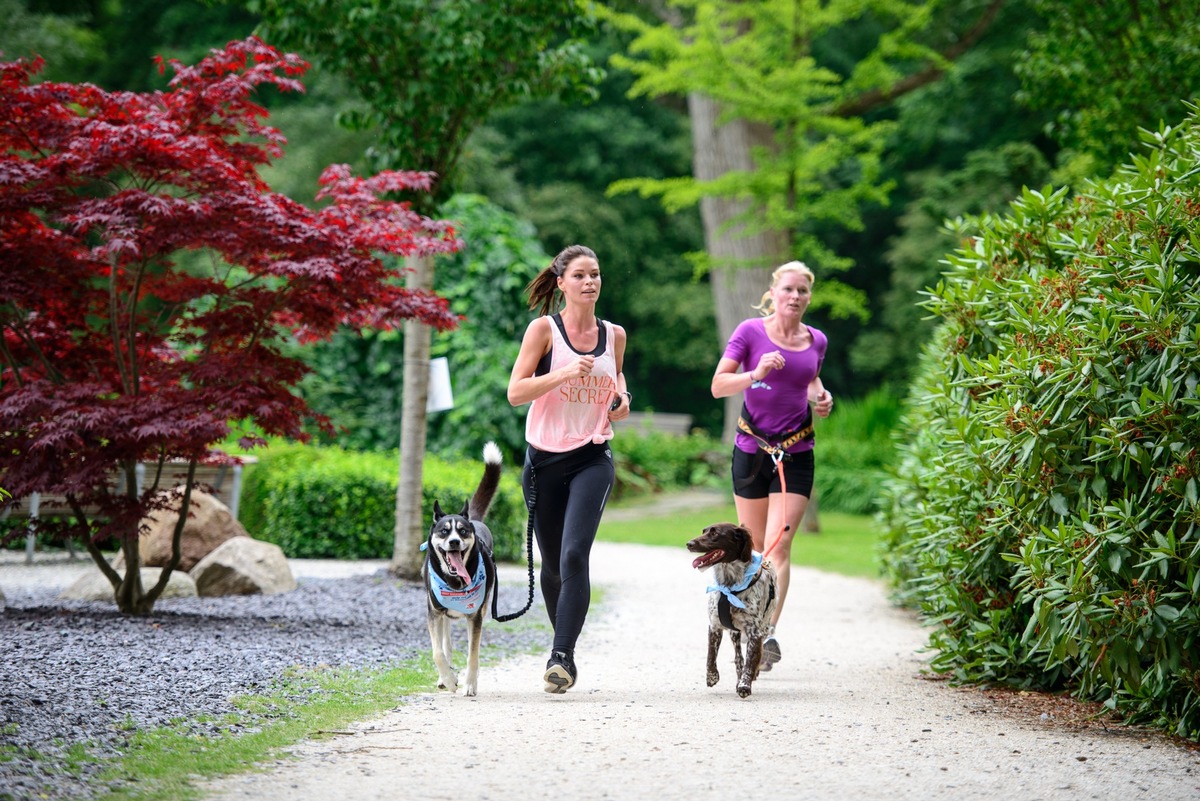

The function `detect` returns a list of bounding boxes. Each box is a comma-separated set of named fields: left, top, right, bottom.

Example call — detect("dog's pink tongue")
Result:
left=446, top=550, right=469, bottom=581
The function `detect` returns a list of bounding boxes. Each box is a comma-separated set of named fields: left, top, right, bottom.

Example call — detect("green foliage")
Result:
left=851, top=142, right=1053, bottom=386
left=469, top=30, right=715, bottom=431
left=1017, top=0, right=1200, bottom=179
left=814, top=388, right=902, bottom=514
left=426, top=195, right=551, bottom=461
left=0, top=0, right=104, bottom=82
left=612, top=429, right=726, bottom=499
left=601, top=0, right=912, bottom=274
left=297, top=195, right=547, bottom=459
left=239, top=443, right=527, bottom=562
left=880, top=109, right=1200, bottom=740
left=250, top=0, right=602, bottom=210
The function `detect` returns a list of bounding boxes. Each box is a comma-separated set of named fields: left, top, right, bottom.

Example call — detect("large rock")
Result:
left=59, top=565, right=198, bottom=602
left=140, top=490, right=248, bottom=572
left=190, top=538, right=296, bottom=597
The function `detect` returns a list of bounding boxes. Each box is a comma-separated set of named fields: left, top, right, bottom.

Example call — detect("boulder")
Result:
left=190, top=538, right=296, bottom=597
left=59, top=565, right=198, bottom=602
left=140, top=490, right=248, bottom=572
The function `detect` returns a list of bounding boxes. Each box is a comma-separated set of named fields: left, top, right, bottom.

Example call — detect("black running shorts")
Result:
left=731, top=447, right=814, bottom=499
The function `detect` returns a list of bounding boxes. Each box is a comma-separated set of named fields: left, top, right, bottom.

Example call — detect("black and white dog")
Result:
left=422, top=442, right=502, bottom=697
left=687, top=522, right=778, bottom=698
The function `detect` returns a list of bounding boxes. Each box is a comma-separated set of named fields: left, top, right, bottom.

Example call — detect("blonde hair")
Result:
left=525, top=244, right=598, bottom=317
left=753, top=261, right=815, bottom=316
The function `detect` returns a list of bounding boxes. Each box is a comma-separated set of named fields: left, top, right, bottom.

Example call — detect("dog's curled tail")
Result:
left=469, top=441, right=503, bottom=521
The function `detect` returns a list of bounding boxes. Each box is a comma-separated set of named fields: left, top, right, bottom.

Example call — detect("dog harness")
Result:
left=422, top=543, right=489, bottom=614
left=708, top=552, right=774, bottom=630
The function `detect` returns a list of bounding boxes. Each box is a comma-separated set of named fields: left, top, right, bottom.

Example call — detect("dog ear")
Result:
left=459, top=500, right=470, bottom=519
left=433, top=500, right=445, bottom=521
left=735, top=525, right=753, bottom=562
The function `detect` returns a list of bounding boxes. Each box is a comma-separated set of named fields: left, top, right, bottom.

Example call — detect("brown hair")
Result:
left=752, top=260, right=815, bottom=316
left=525, top=244, right=598, bottom=317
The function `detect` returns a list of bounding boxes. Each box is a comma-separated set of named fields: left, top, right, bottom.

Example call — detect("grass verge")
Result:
left=96, top=661, right=437, bottom=801
left=91, top=618, right=549, bottom=801
left=597, top=500, right=881, bottom=579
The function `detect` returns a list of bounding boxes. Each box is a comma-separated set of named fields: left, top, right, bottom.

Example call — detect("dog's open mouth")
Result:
left=441, top=548, right=470, bottom=580
left=691, top=550, right=725, bottom=570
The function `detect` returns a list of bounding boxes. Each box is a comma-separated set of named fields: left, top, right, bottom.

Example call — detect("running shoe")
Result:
left=760, top=636, right=782, bottom=672
left=543, top=649, right=577, bottom=694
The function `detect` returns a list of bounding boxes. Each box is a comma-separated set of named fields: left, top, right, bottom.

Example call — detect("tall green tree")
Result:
left=602, top=0, right=1008, bottom=435
left=249, top=0, right=601, bottom=578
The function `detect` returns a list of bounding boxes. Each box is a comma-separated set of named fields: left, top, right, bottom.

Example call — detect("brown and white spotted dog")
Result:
left=686, top=522, right=778, bottom=698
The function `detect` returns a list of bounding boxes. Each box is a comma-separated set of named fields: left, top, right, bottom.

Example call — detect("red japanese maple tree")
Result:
left=0, top=38, right=460, bottom=614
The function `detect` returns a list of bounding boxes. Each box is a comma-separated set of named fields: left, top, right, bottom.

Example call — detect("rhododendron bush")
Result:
left=880, top=108, right=1200, bottom=739
left=0, top=38, right=459, bottom=614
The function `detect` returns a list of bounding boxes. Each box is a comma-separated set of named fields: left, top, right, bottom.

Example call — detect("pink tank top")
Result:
left=525, top=315, right=619, bottom=452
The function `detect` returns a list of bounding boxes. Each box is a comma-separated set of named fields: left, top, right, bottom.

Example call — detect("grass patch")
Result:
left=91, top=613, right=550, bottom=801
left=597, top=501, right=882, bottom=579
left=95, top=661, right=438, bottom=801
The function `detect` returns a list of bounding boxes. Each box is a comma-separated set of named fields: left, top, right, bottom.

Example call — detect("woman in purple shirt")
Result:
left=711, top=261, right=834, bottom=670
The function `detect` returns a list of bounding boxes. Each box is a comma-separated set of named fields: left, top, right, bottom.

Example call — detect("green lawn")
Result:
left=597, top=498, right=883, bottom=579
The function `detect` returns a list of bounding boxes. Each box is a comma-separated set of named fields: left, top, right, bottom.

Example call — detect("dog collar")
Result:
left=706, top=552, right=764, bottom=610
left=427, top=551, right=488, bottom=614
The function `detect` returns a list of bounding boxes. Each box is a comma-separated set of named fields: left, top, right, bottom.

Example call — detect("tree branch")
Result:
left=833, top=0, right=1008, bottom=119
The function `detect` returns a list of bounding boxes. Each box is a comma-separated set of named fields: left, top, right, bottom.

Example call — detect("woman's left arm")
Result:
left=609, top=324, right=631, bottom=421
left=808, top=376, right=833, bottom=418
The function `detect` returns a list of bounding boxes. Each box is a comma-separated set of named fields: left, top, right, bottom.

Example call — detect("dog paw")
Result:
left=437, top=673, right=459, bottom=693
left=463, top=684, right=477, bottom=697
left=706, top=670, right=720, bottom=687
left=737, top=684, right=752, bottom=698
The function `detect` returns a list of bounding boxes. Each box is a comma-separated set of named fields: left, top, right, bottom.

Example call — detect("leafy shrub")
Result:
left=813, top=388, right=901, bottom=514
left=239, top=444, right=527, bottom=562
left=880, top=110, right=1200, bottom=740
left=612, top=429, right=725, bottom=500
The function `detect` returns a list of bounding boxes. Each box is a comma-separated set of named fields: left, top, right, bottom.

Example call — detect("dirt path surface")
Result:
left=204, top=539, right=1199, bottom=801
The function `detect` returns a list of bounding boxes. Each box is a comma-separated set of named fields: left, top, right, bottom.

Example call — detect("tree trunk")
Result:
left=688, top=92, right=790, bottom=442
left=391, top=253, right=435, bottom=580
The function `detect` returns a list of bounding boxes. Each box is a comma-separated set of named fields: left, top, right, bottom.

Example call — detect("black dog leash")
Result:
left=491, top=446, right=587, bottom=623
left=490, top=497, right=536, bottom=623
left=491, top=447, right=551, bottom=622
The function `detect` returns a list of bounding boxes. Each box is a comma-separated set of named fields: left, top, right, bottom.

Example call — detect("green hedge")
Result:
left=239, top=444, right=527, bottom=562
left=879, top=109, right=1200, bottom=740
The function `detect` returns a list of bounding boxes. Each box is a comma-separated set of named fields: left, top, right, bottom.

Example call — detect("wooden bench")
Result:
left=1, top=458, right=255, bottom=564
left=612, top=412, right=694, bottom=437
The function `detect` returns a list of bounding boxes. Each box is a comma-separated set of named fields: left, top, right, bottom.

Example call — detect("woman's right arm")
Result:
left=508, top=318, right=592, bottom=407
left=711, top=353, right=785, bottom=398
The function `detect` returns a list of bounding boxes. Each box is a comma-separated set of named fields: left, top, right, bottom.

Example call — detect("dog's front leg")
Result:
left=730, top=629, right=745, bottom=680
left=706, top=626, right=722, bottom=687
left=427, top=614, right=458, bottom=693
left=463, top=612, right=484, bottom=697
left=738, top=634, right=763, bottom=698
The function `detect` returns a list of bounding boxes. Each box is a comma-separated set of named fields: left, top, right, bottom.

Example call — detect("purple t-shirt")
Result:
left=722, top=318, right=827, bottom=454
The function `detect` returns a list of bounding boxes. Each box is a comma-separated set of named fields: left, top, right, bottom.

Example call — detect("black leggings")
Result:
left=522, top=442, right=614, bottom=653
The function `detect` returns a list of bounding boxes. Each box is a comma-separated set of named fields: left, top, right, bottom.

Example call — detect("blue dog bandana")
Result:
left=706, top=552, right=764, bottom=609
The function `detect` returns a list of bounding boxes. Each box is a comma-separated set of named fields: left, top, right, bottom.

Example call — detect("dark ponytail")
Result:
left=525, top=244, right=597, bottom=317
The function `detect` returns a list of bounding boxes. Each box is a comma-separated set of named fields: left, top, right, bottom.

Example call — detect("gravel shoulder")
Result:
left=203, top=540, right=1199, bottom=801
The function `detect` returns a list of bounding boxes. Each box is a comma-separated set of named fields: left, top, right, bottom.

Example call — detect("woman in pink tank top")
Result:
left=507, top=244, right=631, bottom=694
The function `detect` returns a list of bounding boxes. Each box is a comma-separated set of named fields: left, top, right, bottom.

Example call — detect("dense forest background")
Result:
left=6, top=0, right=1198, bottom=452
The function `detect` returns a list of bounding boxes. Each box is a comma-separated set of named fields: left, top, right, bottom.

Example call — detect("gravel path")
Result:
left=201, top=541, right=1199, bottom=801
